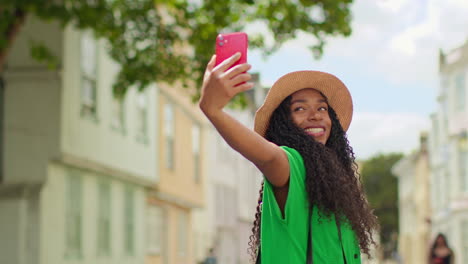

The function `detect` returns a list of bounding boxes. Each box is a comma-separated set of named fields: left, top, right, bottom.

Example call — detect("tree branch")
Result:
left=0, top=8, right=26, bottom=73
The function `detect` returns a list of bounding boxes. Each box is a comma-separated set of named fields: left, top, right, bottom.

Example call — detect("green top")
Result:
left=260, top=146, right=361, bottom=263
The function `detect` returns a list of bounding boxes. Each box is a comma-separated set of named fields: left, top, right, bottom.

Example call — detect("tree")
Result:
left=1, top=0, right=353, bottom=104
left=361, top=153, right=403, bottom=258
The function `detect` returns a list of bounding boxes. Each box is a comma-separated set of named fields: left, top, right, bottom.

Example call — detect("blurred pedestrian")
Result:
left=429, top=233, right=454, bottom=264
left=199, top=52, right=379, bottom=263
left=203, top=248, right=217, bottom=264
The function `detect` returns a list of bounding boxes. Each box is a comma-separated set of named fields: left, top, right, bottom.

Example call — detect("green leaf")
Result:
left=29, top=40, right=59, bottom=70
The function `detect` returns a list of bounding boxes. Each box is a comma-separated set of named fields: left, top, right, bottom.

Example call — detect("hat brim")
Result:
left=254, top=70, right=353, bottom=137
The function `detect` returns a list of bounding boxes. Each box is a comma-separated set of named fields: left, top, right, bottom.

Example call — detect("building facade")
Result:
left=146, top=83, right=206, bottom=264
left=1, top=16, right=157, bottom=264
left=192, top=74, right=265, bottom=264
left=392, top=133, right=431, bottom=264
left=429, top=39, right=468, bottom=263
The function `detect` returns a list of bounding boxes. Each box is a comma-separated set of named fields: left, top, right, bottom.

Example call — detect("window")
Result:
left=97, top=180, right=111, bottom=256
left=444, top=170, right=450, bottom=207
left=455, top=73, right=466, bottom=111
left=164, top=102, right=175, bottom=169
left=431, top=116, right=439, bottom=149
left=80, top=31, right=98, bottom=118
left=111, top=97, right=125, bottom=133
left=192, top=124, right=201, bottom=183
left=124, top=187, right=135, bottom=256
left=136, top=92, right=149, bottom=143
left=65, top=172, right=82, bottom=258
left=178, top=212, right=188, bottom=257
left=435, top=170, right=447, bottom=210
left=147, top=206, right=165, bottom=254
left=459, top=136, right=468, bottom=192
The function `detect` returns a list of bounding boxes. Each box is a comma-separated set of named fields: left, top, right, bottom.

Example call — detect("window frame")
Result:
left=111, top=96, right=126, bottom=134
left=136, top=91, right=149, bottom=144
left=192, top=124, right=201, bottom=183
left=65, top=172, right=83, bottom=259
left=164, top=101, right=175, bottom=170
left=458, top=135, right=468, bottom=193
left=80, top=31, right=99, bottom=119
left=124, top=187, right=135, bottom=256
left=97, top=179, right=112, bottom=257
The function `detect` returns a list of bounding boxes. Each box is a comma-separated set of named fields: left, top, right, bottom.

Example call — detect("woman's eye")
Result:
left=293, top=107, right=305, bottom=112
left=318, top=106, right=328, bottom=111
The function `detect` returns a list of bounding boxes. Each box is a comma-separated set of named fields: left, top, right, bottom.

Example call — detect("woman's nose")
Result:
left=308, top=110, right=322, bottom=120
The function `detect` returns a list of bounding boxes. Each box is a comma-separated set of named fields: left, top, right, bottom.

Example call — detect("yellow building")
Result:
left=146, top=83, right=207, bottom=264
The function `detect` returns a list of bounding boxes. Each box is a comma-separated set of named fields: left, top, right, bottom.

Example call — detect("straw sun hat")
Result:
left=254, top=70, right=353, bottom=137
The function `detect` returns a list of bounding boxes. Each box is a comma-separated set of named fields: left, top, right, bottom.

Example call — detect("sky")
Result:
left=246, top=0, right=468, bottom=160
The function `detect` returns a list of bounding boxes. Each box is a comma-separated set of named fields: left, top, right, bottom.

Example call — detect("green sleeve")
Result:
left=263, top=146, right=308, bottom=223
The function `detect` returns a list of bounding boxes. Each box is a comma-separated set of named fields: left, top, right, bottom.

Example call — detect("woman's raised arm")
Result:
left=199, top=53, right=289, bottom=187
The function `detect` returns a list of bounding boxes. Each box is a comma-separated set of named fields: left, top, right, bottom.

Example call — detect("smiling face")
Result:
left=289, top=88, right=332, bottom=145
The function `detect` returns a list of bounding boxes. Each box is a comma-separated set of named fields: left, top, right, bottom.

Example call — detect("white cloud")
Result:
left=348, top=112, right=430, bottom=159
left=269, top=0, right=467, bottom=84
left=389, top=20, right=436, bottom=57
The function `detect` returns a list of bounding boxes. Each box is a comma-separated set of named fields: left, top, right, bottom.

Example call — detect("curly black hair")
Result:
left=248, top=94, right=379, bottom=261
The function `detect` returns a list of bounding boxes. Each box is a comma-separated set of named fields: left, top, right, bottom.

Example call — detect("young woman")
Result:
left=429, top=233, right=454, bottom=264
left=199, top=52, right=379, bottom=263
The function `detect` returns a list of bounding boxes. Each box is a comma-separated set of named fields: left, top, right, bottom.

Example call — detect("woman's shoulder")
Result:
left=279, top=146, right=305, bottom=169
left=279, top=146, right=302, bottom=159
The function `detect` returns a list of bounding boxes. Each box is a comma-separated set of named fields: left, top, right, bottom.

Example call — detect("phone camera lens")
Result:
left=218, top=41, right=224, bottom=46
left=219, top=35, right=224, bottom=41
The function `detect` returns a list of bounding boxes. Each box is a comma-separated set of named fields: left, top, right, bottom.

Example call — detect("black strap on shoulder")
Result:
left=256, top=207, right=313, bottom=264
left=306, top=206, right=313, bottom=264
left=335, top=216, right=348, bottom=264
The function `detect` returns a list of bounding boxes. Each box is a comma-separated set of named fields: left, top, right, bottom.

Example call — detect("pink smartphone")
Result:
left=215, top=32, right=248, bottom=69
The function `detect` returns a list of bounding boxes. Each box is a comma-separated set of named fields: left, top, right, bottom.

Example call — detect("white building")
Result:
left=0, top=16, right=158, bottom=264
left=429, top=39, right=468, bottom=263
left=193, top=74, right=265, bottom=264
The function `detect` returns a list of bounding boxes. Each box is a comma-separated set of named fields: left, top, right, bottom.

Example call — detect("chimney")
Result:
left=439, top=49, right=445, bottom=72
left=420, top=132, right=428, bottom=153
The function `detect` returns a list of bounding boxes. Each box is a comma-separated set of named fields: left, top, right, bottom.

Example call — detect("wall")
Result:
left=61, top=25, right=158, bottom=183
left=40, top=162, right=146, bottom=264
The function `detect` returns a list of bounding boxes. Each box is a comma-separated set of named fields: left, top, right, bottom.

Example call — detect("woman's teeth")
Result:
left=305, top=128, right=324, bottom=134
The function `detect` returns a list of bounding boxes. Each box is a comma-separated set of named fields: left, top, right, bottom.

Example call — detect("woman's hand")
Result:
left=199, top=52, right=253, bottom=116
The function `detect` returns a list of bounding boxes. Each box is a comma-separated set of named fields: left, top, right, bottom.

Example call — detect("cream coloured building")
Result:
left=0, top=16, right=157, bottom=264
left=429, top=39, right=468, bottom=264
left=392, top=133, right=431, bottom=264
